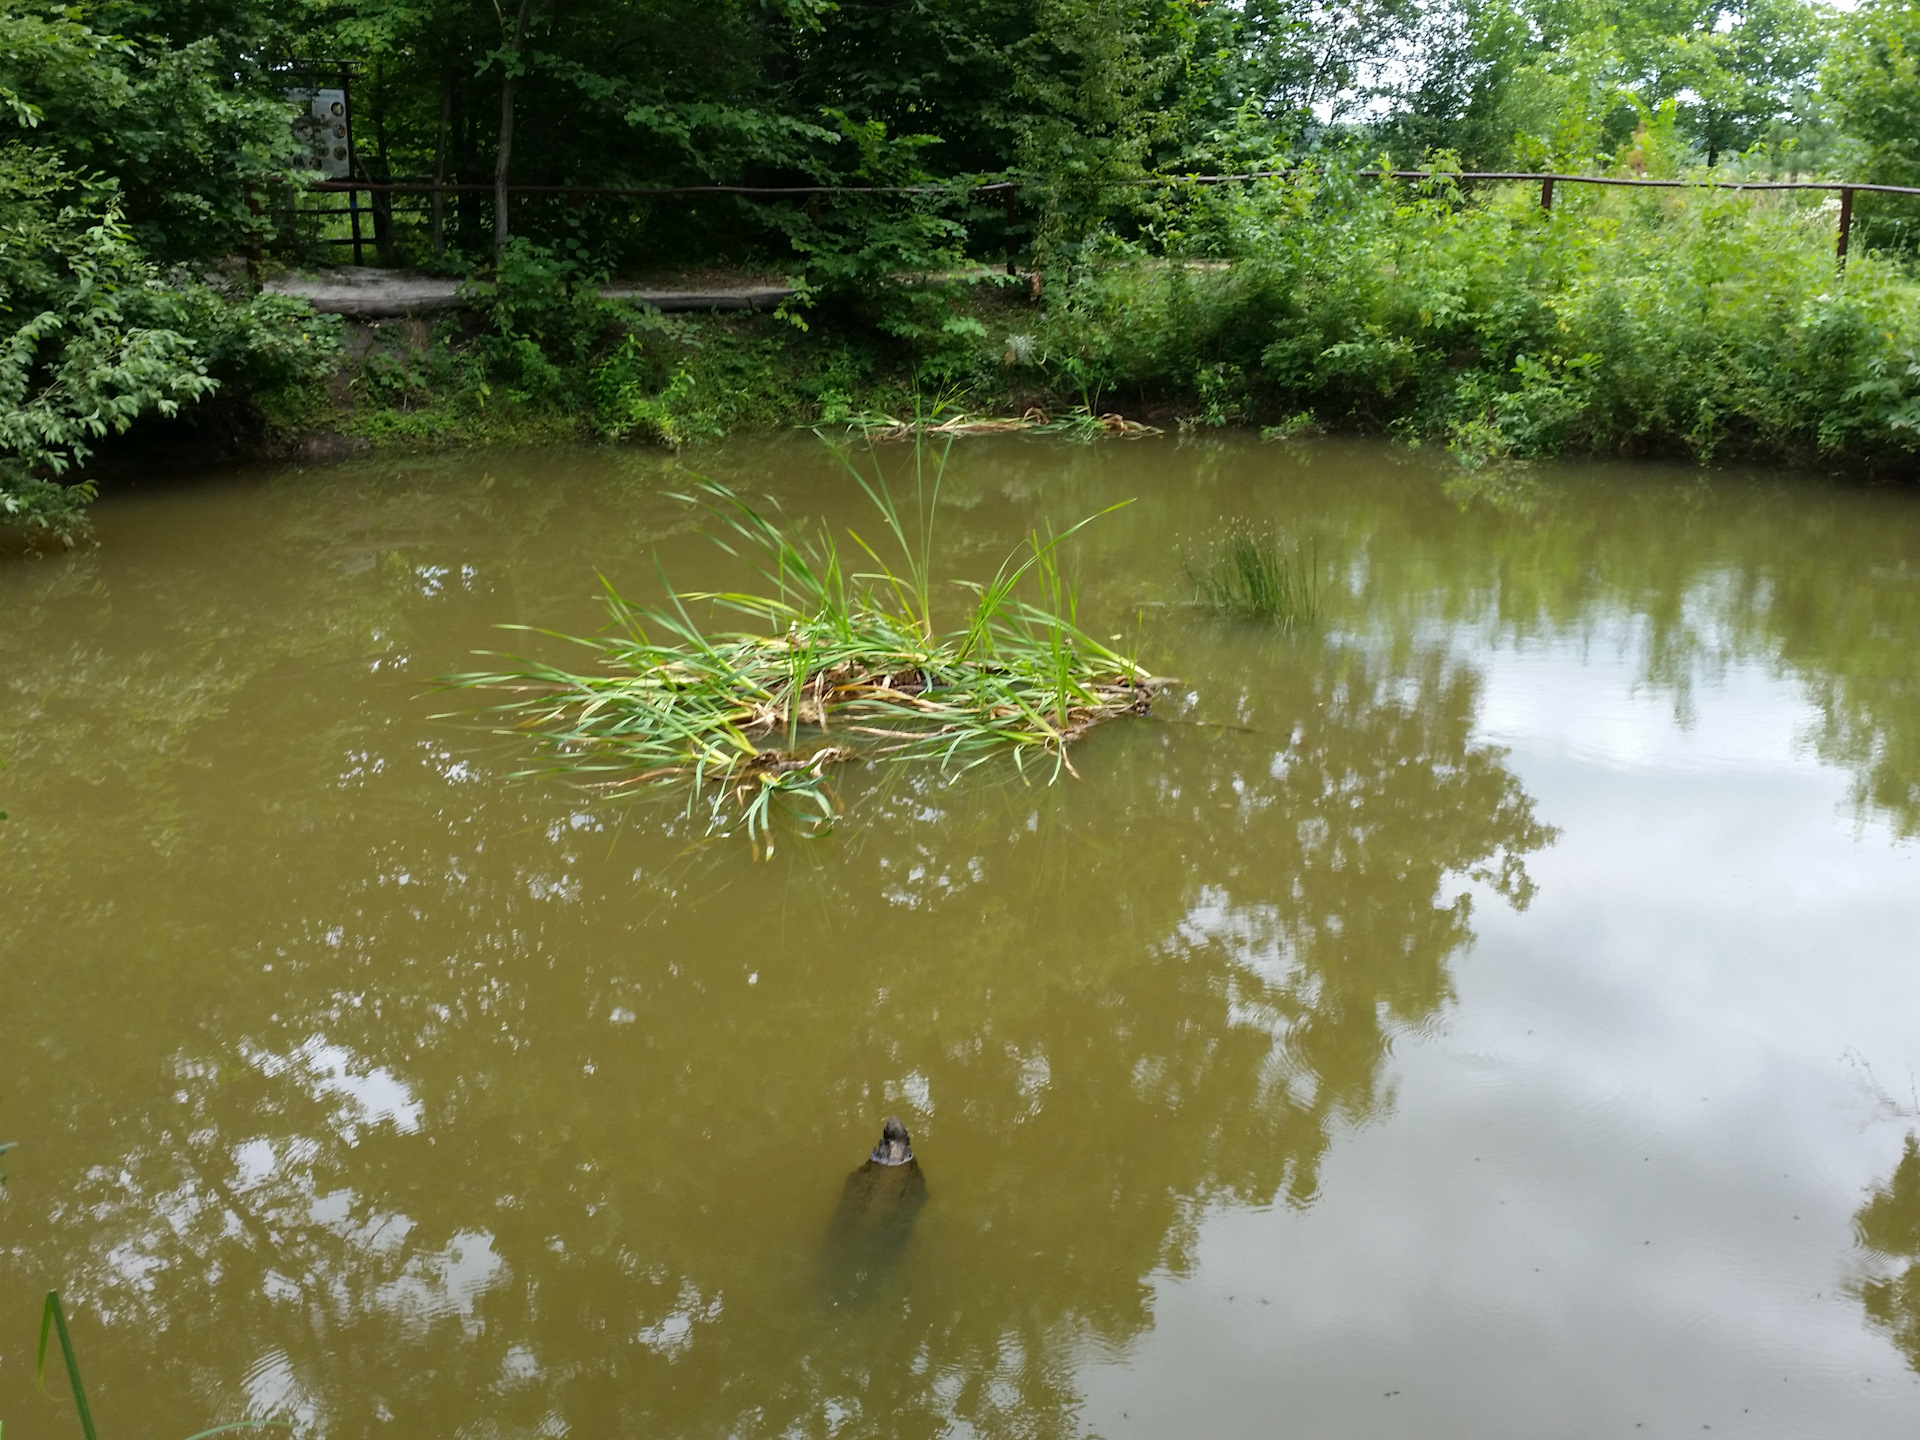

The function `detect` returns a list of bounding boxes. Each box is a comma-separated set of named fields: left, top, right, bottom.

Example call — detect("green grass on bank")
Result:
left=320, top=171, right=1920, bottom=480
left=19, top=163, right=1920, bottom=548
left=1046, top=171, right=1920, bottom=473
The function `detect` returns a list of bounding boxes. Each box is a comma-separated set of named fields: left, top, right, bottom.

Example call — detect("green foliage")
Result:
left=0, top=0, right=1876, bottom=280
left=341, top=239, right=806, bottom=447
left=0, top=2, right=341, bottom=535
left=1498, top=26, right=1641, bottom=170
left=7, top=0, right=1919, bottom=491
left=0, top=0, right=295, bottom=261
left=0, top=3, right=128, bottom=132
left=0, top=145, right=340, bottom=541
left=336, top=245, right=959, bottom=451
left=331, top=165, right=1920, bottom=479
left=1822, top=0, right=1920, bottom=244
left=762, top=113, right=972, bottom=338
left=1026, top=164, right=1920, bottom=470
left=0, top=147, right=205, bottom=538
left=462, top=237, right=625, bottom=402
left=1489, top=0, right=1831, bottom=169
left=1010, top=0, right=1195, bottom=263
left=591, top=351, right=712, bottom=446
left=1825, top=0, right=1920, bottom=186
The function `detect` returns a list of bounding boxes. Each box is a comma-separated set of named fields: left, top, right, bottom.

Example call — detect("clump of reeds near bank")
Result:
left=445, top=447, right=1163, bottom=845
left=1187, top=530, right=1321, bottom=628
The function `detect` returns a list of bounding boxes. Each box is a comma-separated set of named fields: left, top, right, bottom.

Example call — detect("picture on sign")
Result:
left=288, top=88, right=351, bottom=179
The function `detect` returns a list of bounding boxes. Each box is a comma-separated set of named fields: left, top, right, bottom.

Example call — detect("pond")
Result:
left=4, top=434, right=1920, bottom=1440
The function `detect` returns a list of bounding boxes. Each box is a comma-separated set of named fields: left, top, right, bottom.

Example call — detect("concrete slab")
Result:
left=264, top=269, right=794, bottom=317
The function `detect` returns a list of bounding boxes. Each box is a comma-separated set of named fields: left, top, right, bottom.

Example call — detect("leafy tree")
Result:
left=0, top=146, right=212, bottom=537
left=1371, top=0, right=1535, bottom=167
left=2, top=0, right=298, bottom=261
left=788, top=0, right=1030, bottom=177
left=1010, top=0, right=1199, bottom=261
left=1661, top=0, right=1827, bottom=163
left=1826, top=0, right=1920, bottom=186
left=0, top=144, right=337, bottom=540
left=1483, top=0, right=1829, bottom=168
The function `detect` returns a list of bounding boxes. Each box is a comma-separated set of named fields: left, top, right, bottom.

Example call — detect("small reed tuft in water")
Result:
left=1187, top=530, right=1321, bottom=627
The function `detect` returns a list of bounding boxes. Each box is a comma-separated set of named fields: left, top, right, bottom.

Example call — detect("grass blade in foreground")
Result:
left=444, top=462, right=1164, bottom=844
left=32, top=1289, right=295, bottom=1440
left=38, top=1291, right=98, bottom=1440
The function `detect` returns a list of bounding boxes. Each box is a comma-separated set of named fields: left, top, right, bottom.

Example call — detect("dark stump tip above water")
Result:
left=871, top=1115, right=914, bottom=1166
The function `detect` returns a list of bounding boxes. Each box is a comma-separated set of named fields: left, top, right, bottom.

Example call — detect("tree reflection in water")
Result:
left=1855, top=1135, right=1920, bottom=1371
left=0, top=604, right=1550, bottom=1437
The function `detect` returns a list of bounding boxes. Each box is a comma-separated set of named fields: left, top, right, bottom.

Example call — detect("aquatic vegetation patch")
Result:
left=1187, top=529, right=1321, bottom=627
left=445, top=452, right=1161, bottom=843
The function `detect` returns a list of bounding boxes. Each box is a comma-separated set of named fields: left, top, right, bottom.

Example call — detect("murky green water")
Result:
left=5, top=435, right=1920, bottom=1439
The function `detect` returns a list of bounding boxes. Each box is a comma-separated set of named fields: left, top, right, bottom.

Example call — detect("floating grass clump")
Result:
left=446, top=448, right=1163, bottom=843
left=1187, top=530, right=1321, bottom=627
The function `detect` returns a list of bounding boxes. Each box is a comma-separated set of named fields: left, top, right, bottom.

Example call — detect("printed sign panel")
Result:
left=288, top=88, right=351, bottom=179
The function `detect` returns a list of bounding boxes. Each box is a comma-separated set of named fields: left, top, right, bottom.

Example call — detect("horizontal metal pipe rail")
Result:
left=306, top=170, right=1920, bottom=198
left=299, top=168, right=1920, bottom=267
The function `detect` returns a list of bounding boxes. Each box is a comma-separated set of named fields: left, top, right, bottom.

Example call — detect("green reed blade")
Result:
left=37, top=1292, right=97, bottom=1440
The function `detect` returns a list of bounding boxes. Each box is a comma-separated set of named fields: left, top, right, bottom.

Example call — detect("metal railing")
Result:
left=301, top=167, right=1920, bottom=267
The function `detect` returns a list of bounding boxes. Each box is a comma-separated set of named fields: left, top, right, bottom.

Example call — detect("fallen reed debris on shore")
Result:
left=840, top=406, right=1162, bottom=442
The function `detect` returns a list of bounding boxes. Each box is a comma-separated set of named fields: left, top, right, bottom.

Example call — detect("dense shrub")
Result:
left=0, top=4, right=294, bottom=262
left=0, top=144, right=338, bottom=541
left=324, top=172, right=1920, bottom=483
left=1020, top=164, right=1920, bottom=471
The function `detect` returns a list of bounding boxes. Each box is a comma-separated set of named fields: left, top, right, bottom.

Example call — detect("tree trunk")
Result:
left=494, top=0, right=534, bottom=265
left=431, top=59, right=454, bottom=255
left=457, top=98, right=476, bottom=252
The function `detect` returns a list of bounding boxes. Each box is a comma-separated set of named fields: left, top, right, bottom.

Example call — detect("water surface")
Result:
left=4, top=435, right=1920, bottom=1438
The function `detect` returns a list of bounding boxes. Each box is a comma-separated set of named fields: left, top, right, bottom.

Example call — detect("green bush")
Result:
left=339, top=238, right=930, bottom=449
left=1027, top=163, right=1920, bottom=471
left=0, top=5, right=295, bottom=263
left=0, top=144, right=339, bottom=541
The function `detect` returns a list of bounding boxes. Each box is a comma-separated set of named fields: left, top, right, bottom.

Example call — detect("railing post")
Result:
left=347, top=186, right=364, bottom=266
left=1837, top=186, right=1854, bottom=270
left=1541, top=175, right=1554, bottom=213
left=341, top=62, right=363, bottom=266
